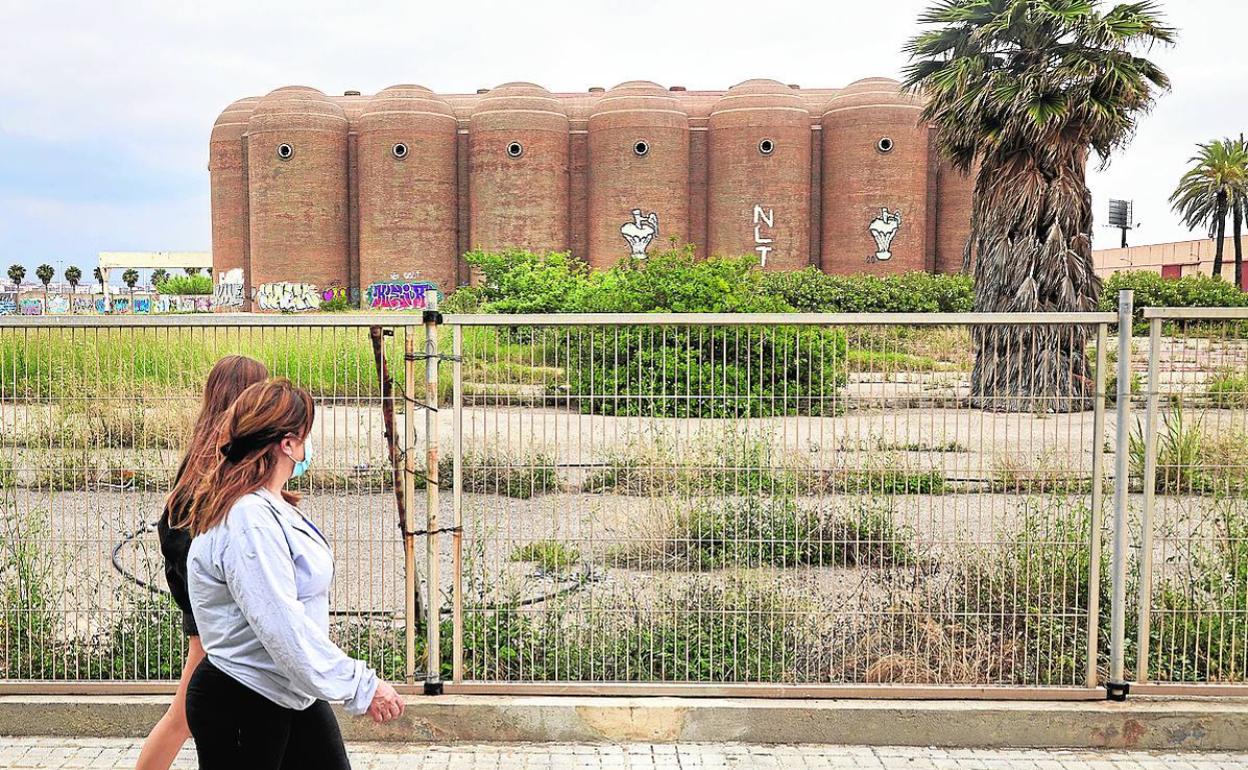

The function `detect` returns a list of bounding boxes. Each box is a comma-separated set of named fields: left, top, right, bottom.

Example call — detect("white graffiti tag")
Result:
left=620, top=209, right=659, bottom=258
left=868, top=208, right=902, bottom=262
left=255, top=282, right=320, bottom=312
left=213, top=267, right=245, bottom=308
left=753, top=205, right=774, bottom=266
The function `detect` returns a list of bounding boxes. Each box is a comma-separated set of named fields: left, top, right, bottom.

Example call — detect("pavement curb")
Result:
left=4, top=695, right=1248, bottom=750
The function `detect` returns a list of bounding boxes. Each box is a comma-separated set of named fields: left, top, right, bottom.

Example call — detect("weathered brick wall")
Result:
left=210, top=78, right=973, bottom=308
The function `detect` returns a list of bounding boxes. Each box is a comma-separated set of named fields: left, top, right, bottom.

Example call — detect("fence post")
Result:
left=1135, top=314, right=1162, bottom=683
left=423, top=310, right=442, bottom=693
left=402, top=325, right=418, bottom=687
left=451, top=323, right=464, bottom=684
left=1107, top=289, right=1133, bottom=701
left=1086, top=321, right=1109, bottom=689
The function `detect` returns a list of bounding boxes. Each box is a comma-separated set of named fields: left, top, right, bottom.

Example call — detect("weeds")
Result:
left=510, top=541, right=581, bottom=573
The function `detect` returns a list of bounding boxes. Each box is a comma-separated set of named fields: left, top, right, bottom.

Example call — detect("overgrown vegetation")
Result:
left=1129, top=404, right=1248, bottom=496
left=154, top=274, right=212, bottom=296
left=510, top=540, right=581, bottom=573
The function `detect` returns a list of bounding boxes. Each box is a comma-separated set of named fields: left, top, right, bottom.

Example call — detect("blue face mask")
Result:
left=290, top=437, right=313, bottom=479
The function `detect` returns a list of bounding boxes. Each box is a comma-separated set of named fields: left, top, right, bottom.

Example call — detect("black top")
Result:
left=157, top=455, right=198, bottom=637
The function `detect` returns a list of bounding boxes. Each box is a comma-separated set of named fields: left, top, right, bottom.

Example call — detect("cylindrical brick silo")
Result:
left=935, top=158, right=975, bottom=274
left=357, top=85, right=458, bottom=304
left=468, top=83, right=569, bottom=256
left=707, top=79, right=811, bottom=271
left=820, top=78, right=930, bottom=275
left=246, top=86, right=349, bottom=311
left=209, top=97, right=256, bottom=310
left=588, top=81, right=689, bottom=268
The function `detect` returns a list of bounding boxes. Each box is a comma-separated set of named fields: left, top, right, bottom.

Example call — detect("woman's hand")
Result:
left=366, top=680, right=405, bottom=723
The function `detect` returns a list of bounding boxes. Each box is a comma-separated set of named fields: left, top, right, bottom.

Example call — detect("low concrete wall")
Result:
left=3, top=695, right=1248, bottom=750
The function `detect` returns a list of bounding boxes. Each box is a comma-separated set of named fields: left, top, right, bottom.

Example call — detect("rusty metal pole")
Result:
left=423, top=309, right=442, bottom=693
left=402, top=325, right=418, bottom=686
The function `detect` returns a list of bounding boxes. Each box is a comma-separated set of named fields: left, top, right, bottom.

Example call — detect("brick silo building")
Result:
left=209, top=78, right=973, bottom=310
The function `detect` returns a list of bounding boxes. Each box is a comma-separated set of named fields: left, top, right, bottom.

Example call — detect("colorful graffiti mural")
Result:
left=0, top=292, right=16, bottom=315
left=256, top=282, right=321, bottom=312
left=133, top=297, right=152, bottom=314
left=46, top=295, right=70, bottom=314
left=366, top=281, right=438, bottom=311
left=19, top=297, right=44, bottom=316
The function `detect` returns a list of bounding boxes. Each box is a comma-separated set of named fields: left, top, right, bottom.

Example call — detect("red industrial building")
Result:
left=209, top=78, right=973, bottom=311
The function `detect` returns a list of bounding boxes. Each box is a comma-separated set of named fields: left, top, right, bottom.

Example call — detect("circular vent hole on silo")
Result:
left=633, top=140, right=650, bottom=157
left=392, top=143, right=409, bottom=159
left=758, top=138, right=775, bottom=155
left=277, top=143, right=294, bottom=160
left=876, top=137, right=895, bottom=154
left=506, top=141, right=523, bottom=158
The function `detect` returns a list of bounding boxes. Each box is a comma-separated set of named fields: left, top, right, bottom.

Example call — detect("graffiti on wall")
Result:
left=73, top=297, right=94, bottom=314
left=20, top=298, right=44, bottom=316
left=47, top=295, right=70, bottom=314
left=133, top=297, right=152, bottom=314
left=366, top=281, right=437, bottom=311
left=0, top=292, right=16, bottom=315
left=112, top=298, right=130, bottom=314
left=752, top=205, right=775, bottom=267
left=620, top=209, right=659, bottom=258
left=256, top=282, right=320, bottom=312
left=868, top=208, right=902, bottom=263
left=214, top=268, right=244, bottom=308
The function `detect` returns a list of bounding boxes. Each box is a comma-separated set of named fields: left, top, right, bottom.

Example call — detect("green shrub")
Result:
left=1147, top=502, right=1248, bottom=682
left=609, top=498, right=915, bottom=571
left=510, top=541, right=581, bottom=573
left=463, top=249, right=589, bottom=314
left=1207, top=369, right=1248, bottom=408
left=440, top=286, right=483, bottom=314
left=1100, top=271, right=1248, bottom=320
left=955, top=499, right=1104, bottom=685
left=1129, top=404, right=1248, bottom=496
left=155, top=274, right=212, bottom=296
left=460, top=576, right=812, bottom=683
left=319, top=295, right=354, bottom=313
left=759, top=269, right=975, bottom=313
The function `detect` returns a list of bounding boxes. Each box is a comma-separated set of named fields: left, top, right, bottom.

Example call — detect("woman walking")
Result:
left=136, top=355, right=269, bottom=770
left=184, top=378, right=404, bottom=769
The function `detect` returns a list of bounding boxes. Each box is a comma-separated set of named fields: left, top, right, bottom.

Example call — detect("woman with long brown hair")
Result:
left=137, top=355, right=269, bottom=770
left=184, top=378, right=404, bottom=769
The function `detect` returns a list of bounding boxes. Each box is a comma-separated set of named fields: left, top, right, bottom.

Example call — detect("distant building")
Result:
left=1093, top=235, right=1248, bottom=288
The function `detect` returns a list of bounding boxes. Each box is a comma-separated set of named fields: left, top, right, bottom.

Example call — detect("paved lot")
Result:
left=1, top=739, right=1246, bottom=769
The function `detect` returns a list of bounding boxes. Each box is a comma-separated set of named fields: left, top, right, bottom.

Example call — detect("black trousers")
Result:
left=186, top=658, right=351, bottom=770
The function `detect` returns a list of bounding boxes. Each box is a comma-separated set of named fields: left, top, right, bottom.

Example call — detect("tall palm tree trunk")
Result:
left=1213, top=194, right=1227, bottom=279
left=1234, top=199, right=1244, bottom=291
left=969, top=148, right=1099, bottom=413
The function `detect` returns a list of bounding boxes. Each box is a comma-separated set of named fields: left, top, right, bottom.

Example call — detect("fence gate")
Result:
left=437, top=311, right=1116, bottom=699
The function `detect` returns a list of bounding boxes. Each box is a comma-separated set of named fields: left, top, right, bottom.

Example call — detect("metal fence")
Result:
left=1, top=299, right=1246, bottom=699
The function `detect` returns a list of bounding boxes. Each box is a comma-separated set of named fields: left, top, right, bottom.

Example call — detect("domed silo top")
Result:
left=211, top=97, right=259, bottom=144
left=248, top=86, right=347, bottom=133
left=821, top=77, right=924, bottom=116
left=359, top=84, right=457, bottom=132
left=588, top=81, right=688, bottom=130
left=471, top=82, right=567, bottom=131
left=710, top=79, right=810, bottom=125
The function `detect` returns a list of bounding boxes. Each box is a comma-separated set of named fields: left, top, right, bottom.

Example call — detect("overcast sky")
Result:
left=1, top=0, right=1245, bottom=279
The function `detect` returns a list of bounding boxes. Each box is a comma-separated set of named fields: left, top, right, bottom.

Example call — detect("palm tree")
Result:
left=185, top=267, right=201, bottom=276
left=151, top=268, right=169, bottom=290
left=122, top=269, right=140, bottom=303
left=93, top=267, right=105, bottom=291
left=64, top=266, right=82, bottom=313
left=8, top=264, right=25, bottom=288
left=1170, top=138, right=1248, bottom=283
left=905, top=0, right=1173, bottom=412
left=35, top=264, right=54, bottom=305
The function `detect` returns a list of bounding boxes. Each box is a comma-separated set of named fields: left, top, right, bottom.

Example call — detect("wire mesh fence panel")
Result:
left=448, top=315, right=1112, bottom=691
left=0, top=319, right=412, bottom=683
left=1135, top=310, right=1248, bottom=688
